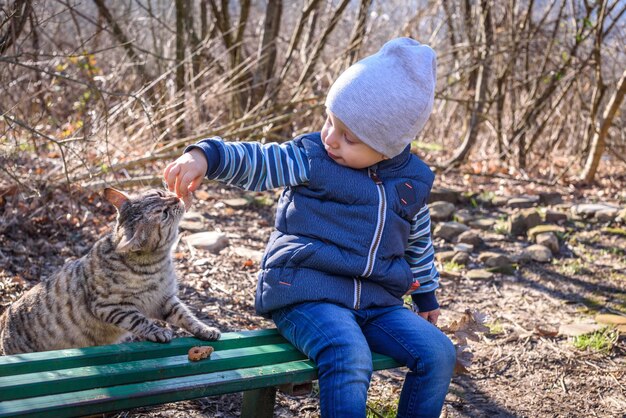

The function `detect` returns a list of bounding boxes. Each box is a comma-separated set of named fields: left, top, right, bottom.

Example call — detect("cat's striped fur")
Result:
left=0, top=188, right=220, bottom=355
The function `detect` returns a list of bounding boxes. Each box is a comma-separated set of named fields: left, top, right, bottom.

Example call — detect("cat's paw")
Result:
left=145, top=326, right=174, bottom=343
left=195, top=326, right=221, bottom=341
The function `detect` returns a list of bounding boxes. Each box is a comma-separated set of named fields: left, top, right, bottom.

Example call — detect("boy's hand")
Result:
left=163, top=148, right=208, bottom=208
left=418, top=308, right=440, bottom=325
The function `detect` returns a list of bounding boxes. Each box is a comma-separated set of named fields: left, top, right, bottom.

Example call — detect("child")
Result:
left=164, top=38, right=455, bottom=417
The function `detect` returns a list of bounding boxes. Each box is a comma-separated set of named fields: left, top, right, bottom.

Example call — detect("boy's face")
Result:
left=321, top=110, right=387, bottom=169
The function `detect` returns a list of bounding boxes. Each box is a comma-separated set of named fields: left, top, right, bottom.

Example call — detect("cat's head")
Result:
left=104, top=188, right=185, bottom=253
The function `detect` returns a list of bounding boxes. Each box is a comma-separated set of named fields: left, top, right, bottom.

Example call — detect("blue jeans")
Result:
left=272, top=302, right=456, bottom=418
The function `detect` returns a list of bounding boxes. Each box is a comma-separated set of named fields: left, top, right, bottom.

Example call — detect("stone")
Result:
left=596, top=209, right=619, bottom=223
left=452, top=252, right=470, bottom=265
left=527, top=224, right=565, bottom=240
left=436, top=251, right=457, bottom=262
left=466, top=269, right=494, bottom=280
left=454, top=243, right=474, bottom=253
left=469, top=218, right=497, bottom=231
left=522, top=244, right=552, bottom=263
left=617, top=208, right=626, bottom=224
left=429, top=201, right=456, bottom=222
left=453, top=209, right=474, bottom=224
left=223, top=198, right=249, bottom=208
left=594, top=314, right=626, bottom=326
left=507, top=196, right=540, bottom=209
left=185, top=232, right=229, bottom=254
left=536, top=232, right=560, bottom=254
left=508, top=209, right=542, bottom=236
left=492, top=196, right=509, bottom=207
left=433, top=222, right=470, bottom=241
left=558, top=323, right=602, bottom=337
left=571, top=203, right=620, bottom=218
left=232, top=246, right=264, bottom=262
left=544, top=210, right=568, bottom=224
left=539, top=192, right=563, bottom=206
left=456, top=230, right=483, bottom=247
left=478, top=252, right=512, bottom=268
left=428, top=188, right=461, bottom=204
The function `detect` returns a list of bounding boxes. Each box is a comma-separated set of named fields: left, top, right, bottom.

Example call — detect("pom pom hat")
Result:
left=325, top=37, right=437, bottom=158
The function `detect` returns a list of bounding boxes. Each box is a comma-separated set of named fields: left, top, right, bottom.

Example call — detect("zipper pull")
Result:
left=369, top=169, right=382, bottom=185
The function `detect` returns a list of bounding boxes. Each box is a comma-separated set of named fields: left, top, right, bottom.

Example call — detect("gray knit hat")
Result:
left=325, top=37, right=437, bottom=158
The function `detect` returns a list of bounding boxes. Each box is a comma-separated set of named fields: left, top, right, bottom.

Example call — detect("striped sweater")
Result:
left=189, top=135, right=440, bottom=312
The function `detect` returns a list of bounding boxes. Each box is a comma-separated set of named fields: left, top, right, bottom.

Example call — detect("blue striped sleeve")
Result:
left=187, top=137, right=310, bottom=191
left=405, top=204, right=440, bottom=295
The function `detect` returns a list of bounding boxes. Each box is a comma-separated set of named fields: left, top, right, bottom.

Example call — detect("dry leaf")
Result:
left=440, top=309, right=489, bottom=374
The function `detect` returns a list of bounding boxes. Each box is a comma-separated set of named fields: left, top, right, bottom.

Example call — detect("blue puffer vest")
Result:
left=255, top=133, right=435, bottom=316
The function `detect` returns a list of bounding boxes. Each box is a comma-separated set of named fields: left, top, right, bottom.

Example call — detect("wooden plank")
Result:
left=0, top=343, right=307, bottom=401
left=0, top=354, right=401, bottom=418
left=0, top=329, right=286, bottom=376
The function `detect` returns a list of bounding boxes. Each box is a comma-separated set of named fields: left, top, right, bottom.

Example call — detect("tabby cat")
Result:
left=0, top=188, right=220, bottom=355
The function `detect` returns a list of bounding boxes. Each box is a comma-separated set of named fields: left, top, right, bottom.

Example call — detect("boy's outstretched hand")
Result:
left=418, top=308, right=440, bottom=325
left=163, top=148, right=208, bottom=208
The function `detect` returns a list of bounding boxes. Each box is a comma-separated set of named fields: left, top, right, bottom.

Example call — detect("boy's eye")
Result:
left=344, top=134, right=356, bottom=144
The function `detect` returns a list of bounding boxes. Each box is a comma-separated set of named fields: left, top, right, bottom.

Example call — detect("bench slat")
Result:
left=0, top=354, right=401, bottom=418
left=0, top=343, right=307, bottom=401
left=0, top=329, right=286, bottom=376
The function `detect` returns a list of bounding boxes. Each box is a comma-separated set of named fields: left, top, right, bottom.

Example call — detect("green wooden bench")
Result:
left=0, top=329, right=402, bottom=417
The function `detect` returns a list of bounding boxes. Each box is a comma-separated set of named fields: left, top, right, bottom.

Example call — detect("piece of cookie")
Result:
left=188, top=346, right=214, bottom=361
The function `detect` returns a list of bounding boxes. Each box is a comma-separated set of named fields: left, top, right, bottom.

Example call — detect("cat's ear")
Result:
left=117, top=224, right=149, bottom=253
left=104, top=188, right=130, bottom=211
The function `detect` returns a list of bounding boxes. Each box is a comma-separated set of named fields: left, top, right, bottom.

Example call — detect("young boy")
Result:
left=164, top=38, right=455, bottom=417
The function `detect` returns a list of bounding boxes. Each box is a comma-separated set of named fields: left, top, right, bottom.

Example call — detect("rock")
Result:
left=429, top=201, right=456, bottom=222
left=508, top=209, right=542, bottom=236
left=433, top=222, right=470, bottom=241
left=453, top=209, right=474, bottom=224
left=222, top=198, right=249, bottom=208
left=428, top=188, right=461, bottom=204
left=436, top=251, right=457, bottom=262
left=544, top=210, right=568, bottom=224
left=594, top=314, right=626, bottom=326
left=536, top=232, right=560, bottom=254
left=507, top=196, right=539, bottom=209
left=454, top=243, right=474, bottom=253
left=492, top=196, right=509, bottom=207
left=571, top=203, right=620, bottom=218
left=558, top=323, right=602, bottom=337
left=456, top=230, right=483, bottom=247
left=617, top=208, right=626, bottom=224
left=539, top=192, right=563, bottom=206
left=232, top=246, right=264, bottom=262
left=478, top=252, right=513, bottom=268
left=596, top=208, right=619, bottom=223
left=452, top=252, right=470, bottom=265
left=522, top=244, right=552, bottom=263
left=469, top=218, right=497, bottom=231
left=440, top=270, right=462, bottom=279
left=179, top=211, right=207, bottom=232
left=185, top=232, right=229, bottom=254
left=527, top=224, right=565, bottom=240
left=466, top=269, right=494, bottom=280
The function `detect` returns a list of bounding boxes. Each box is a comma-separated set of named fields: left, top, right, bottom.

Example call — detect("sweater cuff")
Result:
left=184, top=140, right=221, bottom=178
left=411, top=290, right=439, bottom=313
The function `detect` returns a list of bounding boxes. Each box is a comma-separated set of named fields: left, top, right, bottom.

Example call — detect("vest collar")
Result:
left=370, top=144, right=412, bottom=172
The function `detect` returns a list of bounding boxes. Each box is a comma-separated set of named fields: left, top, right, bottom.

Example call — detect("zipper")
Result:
left=354, top=168, right=386, bottom=309
left=353, top=278, right=362, bottom=310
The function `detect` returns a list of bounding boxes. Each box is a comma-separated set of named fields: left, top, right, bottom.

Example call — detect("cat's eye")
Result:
left=161, top=209, right=169, bottom=220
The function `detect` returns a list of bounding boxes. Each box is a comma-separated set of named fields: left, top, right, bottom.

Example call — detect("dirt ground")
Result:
left=1, top=173, right=625, bottom=418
